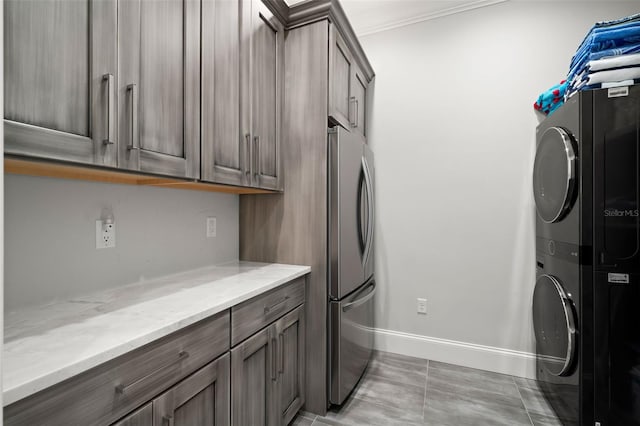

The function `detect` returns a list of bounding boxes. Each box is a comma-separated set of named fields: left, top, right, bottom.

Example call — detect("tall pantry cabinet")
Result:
left=240, top=0, right=375, bottom=415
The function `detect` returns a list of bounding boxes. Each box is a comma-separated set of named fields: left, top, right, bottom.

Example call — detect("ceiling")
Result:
left=284, top=0, right=509, bottom=36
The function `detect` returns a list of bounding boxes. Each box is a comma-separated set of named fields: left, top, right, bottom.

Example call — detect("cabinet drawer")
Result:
left=5, top=310, right=230, bottom=426
left=231, top=277, right=305, bottom=346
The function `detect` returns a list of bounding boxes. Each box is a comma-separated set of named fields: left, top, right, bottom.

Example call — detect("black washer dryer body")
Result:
left=533, top=86, right=640, bottom=426
left=533, top=91, right=594, bottom=426
left=591, top=86, right=640, bottom=426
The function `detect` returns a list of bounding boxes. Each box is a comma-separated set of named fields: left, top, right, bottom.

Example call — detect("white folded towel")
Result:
left=586, top=67, right=640, bottom=85
left=588, top=52, right=640, bottom=71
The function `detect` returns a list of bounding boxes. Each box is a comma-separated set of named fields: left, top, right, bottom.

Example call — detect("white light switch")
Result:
left=206, top=217, right=217, bottom=238
left=417, top=298, right=427, bottom=315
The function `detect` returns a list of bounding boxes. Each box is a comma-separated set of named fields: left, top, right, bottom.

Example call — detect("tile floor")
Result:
left=290, top=351, right=568, bottom=426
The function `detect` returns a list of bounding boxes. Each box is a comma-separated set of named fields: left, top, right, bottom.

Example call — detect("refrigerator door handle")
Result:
left=342, top=281, right=376, bottom=312
left=357, top=165, right=367, bottom=256
left=362, top=156, right=374, bottom=266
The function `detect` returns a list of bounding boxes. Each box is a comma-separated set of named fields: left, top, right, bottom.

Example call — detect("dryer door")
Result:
left=533, top=274, right=577, bottom=376
left=533, top=127, right=578, bottom=223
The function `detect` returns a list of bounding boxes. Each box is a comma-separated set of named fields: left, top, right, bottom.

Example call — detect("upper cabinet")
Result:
left=351, top=65, right=367, bottom=138
left=201, top=0, right=283, bottom=191
left=201, top=0, right=247, bottom=187
left=118, top=0, right=201, bottom=179
left=251, top=0, right=284, bottom=191
left=4, top=0, right=371, bottom=193
left=4, top=0, right=117, bottom=167
left=328, top=25, right=370, bottom=140
left=329, top=27, right=354, bottom=131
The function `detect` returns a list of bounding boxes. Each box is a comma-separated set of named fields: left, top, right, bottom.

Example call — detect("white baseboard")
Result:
left=373, top=328, right=537, bottom=379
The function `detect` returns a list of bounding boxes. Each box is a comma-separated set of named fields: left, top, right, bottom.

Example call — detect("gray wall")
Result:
left=5, top=174, right=239, bottom=311
left=361, top=1, right=640, bottom=354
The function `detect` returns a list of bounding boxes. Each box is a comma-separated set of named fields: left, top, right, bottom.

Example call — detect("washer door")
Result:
left=532, top=274, right=577, bottom=376
left=533, top=127, right=578, bottom=223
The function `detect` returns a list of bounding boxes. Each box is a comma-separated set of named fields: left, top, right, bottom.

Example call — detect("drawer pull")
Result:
left=264, top=296, right=290, bottom=314
left=163, top=415, right=174, bottom=426
left=115, top=351, right=190, bottom=395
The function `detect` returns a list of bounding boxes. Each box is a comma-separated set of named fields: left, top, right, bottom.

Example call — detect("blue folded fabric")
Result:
left=568, top=43, right=640, bottom=81
left=591, top=24, right=640, bottom=50
left=571, top=14, right=640, bottom=67
left=538, top=13, right=640, bottom=110
left=564, top=14, right=640, bottom=102
left=534, top=81, right=567, bottom=116
left=570, top=23, right=640, bottom=71
left=592, top=12, right=640, bottom=28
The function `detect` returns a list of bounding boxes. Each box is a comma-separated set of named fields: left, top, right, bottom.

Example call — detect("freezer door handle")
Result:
left=342, top=281, right=376, bottom=312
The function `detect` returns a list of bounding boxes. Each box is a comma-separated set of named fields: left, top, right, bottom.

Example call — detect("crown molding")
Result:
left=357, top=0, right=509, bottom=37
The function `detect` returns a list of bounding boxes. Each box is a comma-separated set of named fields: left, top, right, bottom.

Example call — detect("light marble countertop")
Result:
left=3, top=261, right=310, bottom=406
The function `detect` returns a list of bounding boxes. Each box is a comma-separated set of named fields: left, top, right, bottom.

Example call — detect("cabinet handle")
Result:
left=115, top=351, right=189, bottom=395
left=349, top=96, right=357, bottom=128
left=103, top=74, right=115, bottom=145
left=264, top=296, right=289, bottom=314
left=127, top=84, right=139, bottom=151
left=253, top=136, right=260, bottom=178
left=271, top=338, right=277, bottom=381
left=354, top=99, right=359, bottom=128
left=163, top=415, right=174, bottom=426
left=278, top=332, right=284, bottom=374
left=245, top=134, right=251, bottom=176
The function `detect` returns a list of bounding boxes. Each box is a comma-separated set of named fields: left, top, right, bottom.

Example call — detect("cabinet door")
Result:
left=251, top=0, right=284, bottom=190
left=328, top=25, right=353, bottom=130
left=4, top=0, right=117, bottom=166
left=153, top=354, right=230, bottom=426
left=112, top=403, right=153, bottom=426
left=231, top=325, right=277, bottom=426
left=118, top=0, right=200, bottom=179
left=201, top=0, right=249, bottom=186
left=274, top=306, right=306, bottom=426
left=351, top=65, right=368, bottom=139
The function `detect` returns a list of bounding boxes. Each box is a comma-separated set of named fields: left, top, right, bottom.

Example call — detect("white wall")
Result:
left=4, top=175, right=239, bottom=311
left=362, top=1, right=640, bottom=377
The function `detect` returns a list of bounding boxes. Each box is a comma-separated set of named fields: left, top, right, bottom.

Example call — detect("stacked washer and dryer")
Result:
left=533, top=86, right=640, bottom=426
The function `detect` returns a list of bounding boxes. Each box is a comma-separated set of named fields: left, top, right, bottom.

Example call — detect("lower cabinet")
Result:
left=231, top=305, right=305, bottom=426
left=231, top=323, right=277, bottom=426
left=4, top=277, right=307, bottom=426
left=275, top=307, right=306, bottom=426
left=153, top=353, right=230, bottom=426
left=112, top=353, right=230, bottom=426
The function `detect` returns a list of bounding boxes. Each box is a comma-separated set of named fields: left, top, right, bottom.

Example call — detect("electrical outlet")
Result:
left=96, top=220, right=116, bottom=249
left=206, top=217, right=217, bottom=238
left=417, top=298, right=427, bottom=315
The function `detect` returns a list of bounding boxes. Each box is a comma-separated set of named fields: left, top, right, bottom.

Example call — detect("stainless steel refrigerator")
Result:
left=328, top=126, right=376, bottom=405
